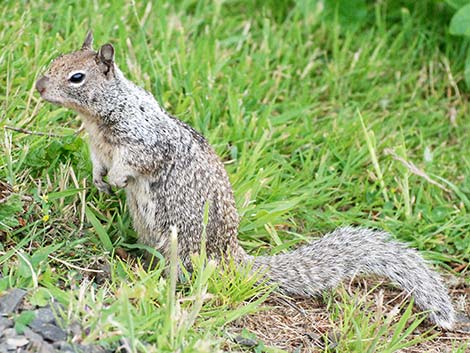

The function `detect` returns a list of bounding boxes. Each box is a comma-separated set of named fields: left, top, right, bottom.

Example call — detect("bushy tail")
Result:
left=247, top=227, right=455, bottom=329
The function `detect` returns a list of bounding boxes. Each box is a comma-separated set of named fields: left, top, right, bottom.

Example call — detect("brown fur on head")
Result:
left=36, top=31, right=116, bottom=113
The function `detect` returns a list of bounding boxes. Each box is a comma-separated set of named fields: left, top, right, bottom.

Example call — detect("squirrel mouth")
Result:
left=39, top=94, right=63, bottom=107
left=39, top=94, right=58, bottom=104
left=35, top=76, right=62, bottom=105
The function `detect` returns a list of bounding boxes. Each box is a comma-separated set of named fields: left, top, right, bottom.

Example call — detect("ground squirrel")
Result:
left=36, top=32, right=455, bottom=329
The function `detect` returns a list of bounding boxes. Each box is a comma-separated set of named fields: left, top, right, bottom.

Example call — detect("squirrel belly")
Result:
left=35, top=31, right=455, bottom=330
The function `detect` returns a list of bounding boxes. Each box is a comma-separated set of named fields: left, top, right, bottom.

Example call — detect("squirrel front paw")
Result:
left=107, top=162, right=136, bottom=189
left=107, top=173, right=132, bottom=189
left=93, top=177, right=113, bottom=195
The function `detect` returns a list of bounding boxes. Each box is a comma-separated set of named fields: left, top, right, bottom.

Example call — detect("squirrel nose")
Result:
left=35, top=76, right=49, bottom=94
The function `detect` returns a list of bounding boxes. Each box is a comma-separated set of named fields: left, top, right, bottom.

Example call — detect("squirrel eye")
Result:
left=69, top=72, right=85, bottom=83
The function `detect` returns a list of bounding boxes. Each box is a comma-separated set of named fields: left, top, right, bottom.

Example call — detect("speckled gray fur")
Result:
left=36, top=32, right=455, bottom=330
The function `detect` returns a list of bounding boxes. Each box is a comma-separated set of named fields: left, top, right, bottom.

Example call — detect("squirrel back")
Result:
left=36, top=32, right=455, bottom=330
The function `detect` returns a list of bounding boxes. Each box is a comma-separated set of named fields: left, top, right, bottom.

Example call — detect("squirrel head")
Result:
left=36, top=31, right=117, bottom=114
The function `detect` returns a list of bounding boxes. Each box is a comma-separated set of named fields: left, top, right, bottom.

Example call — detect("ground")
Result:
left=1, top=0, right=470, bottom=352
left=230, top=277, right=470, bottom=352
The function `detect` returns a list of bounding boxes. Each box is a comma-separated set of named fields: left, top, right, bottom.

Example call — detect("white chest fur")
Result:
left=81, top=116, right=114, bottom=169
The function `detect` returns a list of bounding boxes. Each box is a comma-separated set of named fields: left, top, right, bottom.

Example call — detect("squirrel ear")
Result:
left=82, top=31, right=94, bottom=50
left=98, top=44, right=114, bottom=64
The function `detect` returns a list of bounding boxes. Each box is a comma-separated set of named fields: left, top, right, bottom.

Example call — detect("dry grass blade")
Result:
left=384, top=148, right=450, bottom=193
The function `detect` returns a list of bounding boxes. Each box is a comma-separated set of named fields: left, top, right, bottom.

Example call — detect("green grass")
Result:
left=1, top=0, right=469, bottom=352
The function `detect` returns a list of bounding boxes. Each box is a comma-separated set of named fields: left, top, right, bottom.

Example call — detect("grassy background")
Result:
left=1, top=0, right=469, bottom=352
